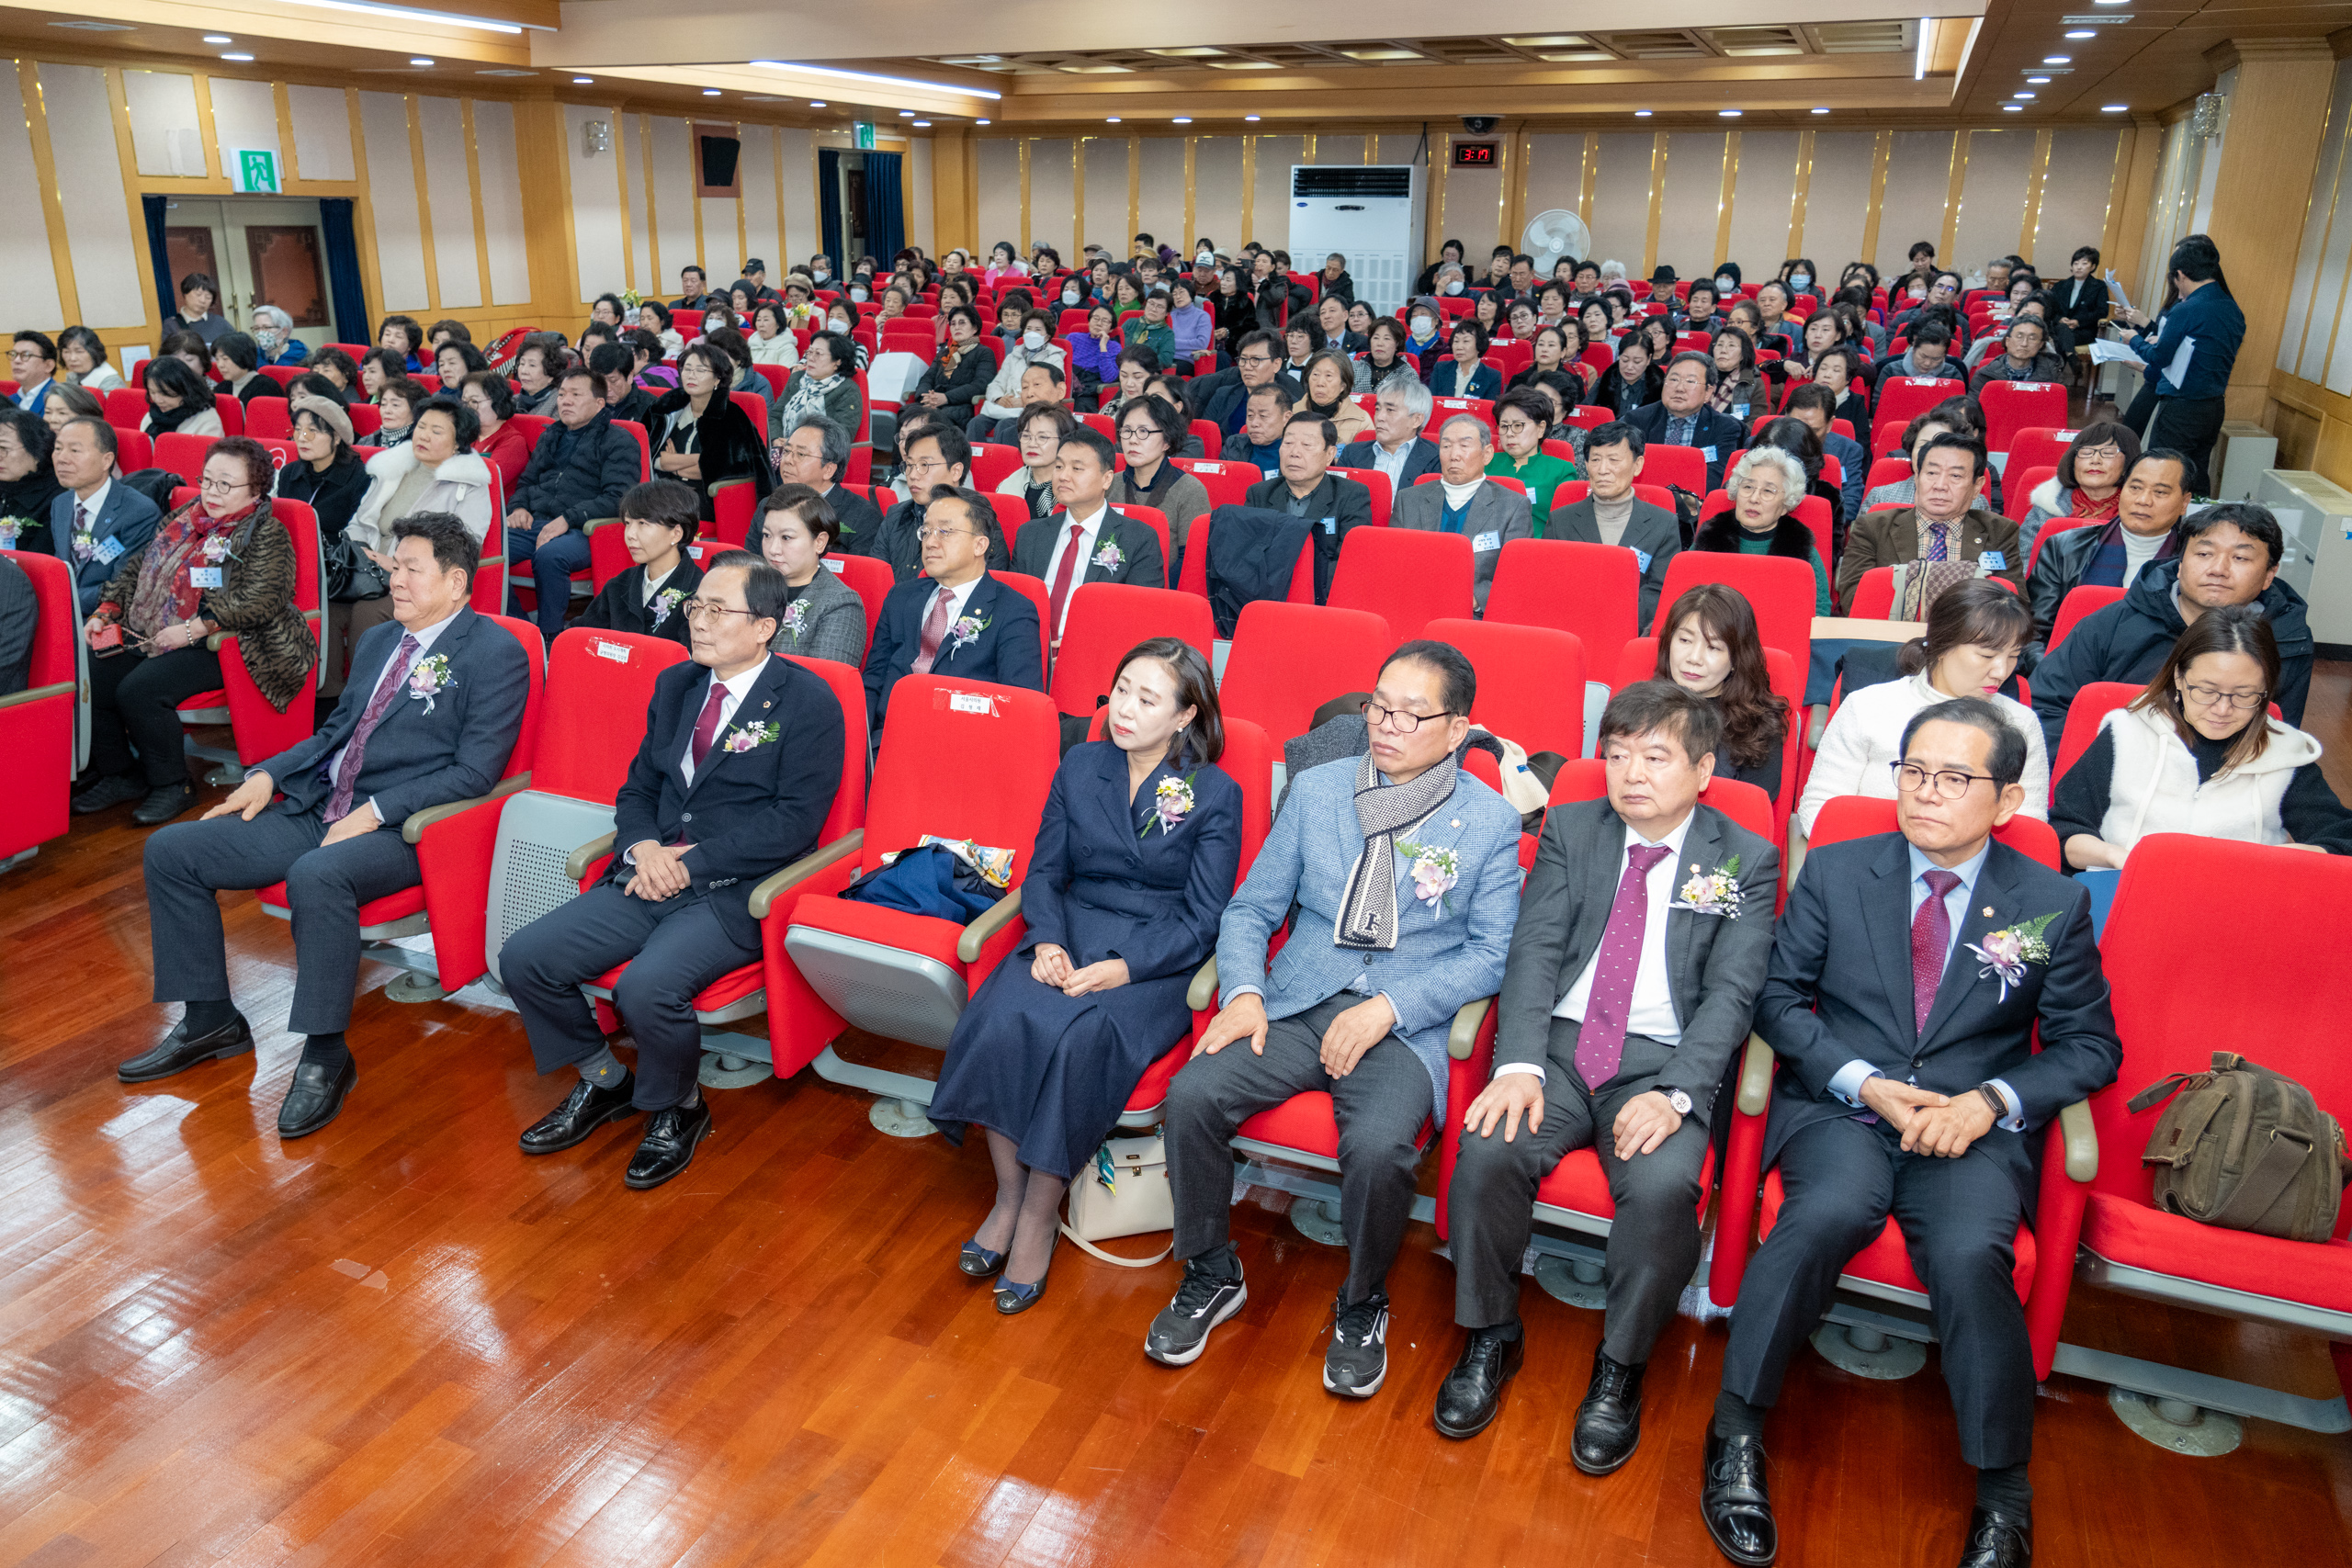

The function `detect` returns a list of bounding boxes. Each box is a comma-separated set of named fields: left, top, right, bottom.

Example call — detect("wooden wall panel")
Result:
left=1027, top=137, right=1075, bottom=262
left=1873, top=130, right=1956, bottom=273
left=1587, top=132, right=1655, bottom=272
left=1950, top=129, right=2034, bottom=274
left=1251, top=135, right=1306, bottom=252
left=1725, top=130, right=1801, bottom=279
left=1657, top=131, right=1726, bottom=276
left=38, top=64, right=142, bottom=327
left=1796, top=130, right=1875, bottom=274
left=2033, top=127, right=2125, bottom=275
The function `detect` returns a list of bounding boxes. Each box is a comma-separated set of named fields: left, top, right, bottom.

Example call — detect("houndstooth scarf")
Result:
left=1334, top=751, right=1455, bottom=951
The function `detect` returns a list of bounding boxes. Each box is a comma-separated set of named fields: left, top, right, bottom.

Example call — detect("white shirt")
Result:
left=71, top=478, right=111, bottom=530
left=639, top=559, right=682, bottom=607
left=1500, top=815, right=1695, bottom=1083
left=678, top=654, right=771, bottom=787
left=322, top=607, right=460, bottom=824
left=1039, top=504, right=1110, bottom=638
left=1796, top=669, right=2050, bottom=838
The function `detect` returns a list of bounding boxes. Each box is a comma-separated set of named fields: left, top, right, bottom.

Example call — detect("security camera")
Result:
left=1462, top=115, right=1498, bottom=136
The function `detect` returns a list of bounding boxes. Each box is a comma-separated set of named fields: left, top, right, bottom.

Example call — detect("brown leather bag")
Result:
left=2129, top=1052, right=2351, bottom=1242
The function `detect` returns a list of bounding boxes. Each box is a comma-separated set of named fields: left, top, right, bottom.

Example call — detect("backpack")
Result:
left=2128, top=1052, right=2352, bottom=1242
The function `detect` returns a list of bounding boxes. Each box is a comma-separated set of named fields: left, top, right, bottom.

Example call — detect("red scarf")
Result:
left=130, top=496, right=257, bottom=632
left=2068, top=488, right=2121, bottom=525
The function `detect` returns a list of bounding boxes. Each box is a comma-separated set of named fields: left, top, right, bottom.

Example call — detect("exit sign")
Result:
left=853, top=121, right=876, bottom=150
left=232, top=148, right=279, bottom=193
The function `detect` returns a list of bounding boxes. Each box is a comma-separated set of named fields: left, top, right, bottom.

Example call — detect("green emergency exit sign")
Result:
left=853, top=121, right=875, bottom=150
left=232, top=149, right=279, bottom=193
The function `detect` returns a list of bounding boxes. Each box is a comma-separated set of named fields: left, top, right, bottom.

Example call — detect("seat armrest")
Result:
left=2060, top=1099, right=2098, bottom=1182
left=748, top=829, right=864, bottom=918
left=1447, top=996, right=1493, bottom=1061
left=1736, top=1032, right=1775, bottom=1116
left=582, top=516, right=622, bottom=536
left=564, top=829, right=618, bottom=881
left=1784, top=820, right=1807, bottom=890
left=956, top=886, right=1024, bottom=964
left=1186, top=956, right=1218, bottom=1012
left=0, top=679, right=72, bottom=710
left=708, top=477, right=754, bottom=498
left=398, top=772, right=531, bottom=844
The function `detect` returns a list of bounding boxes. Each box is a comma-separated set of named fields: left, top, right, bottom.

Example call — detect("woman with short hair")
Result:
left=1109, top=395, right=1213, bottom=565
left=1693, top=446, right=1832, bottom=615
left=575, top=477, right=706, bottom=647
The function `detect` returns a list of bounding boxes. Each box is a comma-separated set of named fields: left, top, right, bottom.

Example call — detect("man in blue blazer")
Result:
left=862, top=486, right=1043, bottom=735
left=1146, top=641, right=1522, bottom=1399
left=1702, top=697, right=2120, bottom=1568
left=501, top=550, right=845, bottom=1190
left=122, top=513, right=531, bottom=1138
left=51, top=418, right=160, bottom=615
left=1625, top=352, right=1748, bottom=494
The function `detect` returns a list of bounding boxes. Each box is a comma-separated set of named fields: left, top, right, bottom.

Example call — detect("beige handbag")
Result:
left=1059, top=1132, right=1174, bottom=1266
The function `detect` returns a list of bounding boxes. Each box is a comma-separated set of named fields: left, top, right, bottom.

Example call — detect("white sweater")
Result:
left=2098, top=703, right=2321, bottom=851
left=1799, top=668, right=2050, bottom=836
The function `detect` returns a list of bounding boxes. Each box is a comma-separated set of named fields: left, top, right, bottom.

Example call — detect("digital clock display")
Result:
left=1453, top=141, right=1498, bottom=167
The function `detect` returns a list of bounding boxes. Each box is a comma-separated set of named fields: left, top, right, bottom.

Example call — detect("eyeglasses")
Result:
left=1361, top=700, right=1457, bottom=733
left=2180, top=683, right=2267, bottom=711
left=1496, top=419, right=1540, bottom=436
left=1236, top=354, right=1274, bottom=367
left=681, top=599, right=762, bottom=623
left=1892, top=761, right=1995, bottom=800
left=913, top=525, right=975, bottom=544
left=1732, top=483, right=1785, bottom=502
left=6, top=349, right=42, bottom=362
left=197, top=477, right=252, bottom=496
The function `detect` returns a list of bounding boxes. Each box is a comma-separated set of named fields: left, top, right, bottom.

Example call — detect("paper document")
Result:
left=2087, top=339, right=2144, bottom=367
left=2104, top=268, right=2133, bottom=317
left=2161, top=334, right=2196, bottom=389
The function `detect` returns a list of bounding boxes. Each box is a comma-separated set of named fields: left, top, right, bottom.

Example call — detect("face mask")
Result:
left=254, top=329, right=281, bottom=353
left=1022, top=329, right=1046, bottom=353
left=830, top=318, right=852, bottom=334
left=1411, top=318, right=1435, bottom=338
left=1790, top=274, right=1810, bottom=289
left=850, top=286, right=868, bottom=301
left=1062, top=288, right=1080, bottom=305
left=812, top=269, right=830, bottom=283
left=1444, top=280, right=1463, bottom=296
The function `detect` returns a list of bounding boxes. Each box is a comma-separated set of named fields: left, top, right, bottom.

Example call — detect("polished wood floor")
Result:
left=5, top=687, right=2352, bottom=1568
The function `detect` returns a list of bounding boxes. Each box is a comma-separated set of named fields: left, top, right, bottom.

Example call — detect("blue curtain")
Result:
left=862, top=152, right=904, bottom=265
left=818, top=148, right=843, bottom=271
left=141, top=195, right=175, bottom=324
left=318, top=198, right=370, bottom=347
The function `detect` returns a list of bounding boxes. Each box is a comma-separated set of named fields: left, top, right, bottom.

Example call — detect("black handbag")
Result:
left=325, top=532, right=390, bottom=603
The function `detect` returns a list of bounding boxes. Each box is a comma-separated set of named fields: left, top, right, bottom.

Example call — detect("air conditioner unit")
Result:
left=2256, top=468, right=2352, bottom=648
left=1289, top=165, right=1423, bottom=318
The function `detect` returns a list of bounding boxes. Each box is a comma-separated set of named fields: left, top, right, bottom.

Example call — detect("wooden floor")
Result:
left=6, top=696, right=2352, bottom=1568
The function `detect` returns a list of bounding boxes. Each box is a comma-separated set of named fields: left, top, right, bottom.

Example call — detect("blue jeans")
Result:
left=507, top=520, right=591, bottom=642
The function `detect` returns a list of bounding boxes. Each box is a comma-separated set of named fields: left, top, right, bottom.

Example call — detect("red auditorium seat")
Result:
left=1651, top=552, right=1814, bottom=677
left=1325, top=526, right=1475, bottom=641
left=1047, top=582, right=1216, bottom=721
left=2046, top=584, right=2125, bottom=654
left=1217, top=601, right=1393, bottom=745
left=1484, top=539, right=1640, bottom=679
left=1874, top=376, right=1965, bottom=431
left=0, top=551, right=76, bottom=864
left=1424, top=616, right=1586, bottom=761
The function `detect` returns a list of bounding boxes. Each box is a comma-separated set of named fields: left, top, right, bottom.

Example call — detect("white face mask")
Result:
left=1444, top=280, right=1464, bottom=296
left=254, top=328, right=282, bottom=353
left=812, top=269, right=831, bottom=283
left=1716, top=276, right=1736, bottom=293
left=1063, top=288, right=1080, bottom=305
left=1790, top=274, right=1811, bottom=289
left=849, top=286, right=868, bottom=301
left=1022, top=329, right=1046, bottom=352
left=829, top=318, right=853, bottom=334
left=1411, top=317, right=1435, bottom=337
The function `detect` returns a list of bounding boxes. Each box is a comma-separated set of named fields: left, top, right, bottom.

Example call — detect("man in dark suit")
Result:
left=120, top=513, right=531, bottom=1137
left=500, top=551, right=845, bottom=1190
left=1193, top=330, right=1298, bottom=435
left=858, top=422, right=1007, bottom=581
left=1243, top=412, right=1370, bottom=603
left=863, top=485, right=1043, bottom=734
left=775, top=412, right=883, bottom=557
left=1221, top=382, right=1295, bottom=476
left=1626, top=353, right=1747, bottom=494
left=50, top=418, right=161, bottom=615
left=1702, top=696, right=2120, bottom=1568
left=1337, top=374, right=1442, bottom=494
left=1546, top=420, right=1680, bottom=626
left=1387, top=414, right=1532, bottom=613
left=1442, top=683, right=1778, bottom=1451
left=1011, top=425, right=1165, bottom=654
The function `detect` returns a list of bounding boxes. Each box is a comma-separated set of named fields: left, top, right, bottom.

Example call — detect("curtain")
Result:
left=318, top=198, right=371, bottom=348
left=819, top=148, right=843, bottom=273
left=141, top=195, right=175, bottom=325
left=863, top=151, right=904, bottom=265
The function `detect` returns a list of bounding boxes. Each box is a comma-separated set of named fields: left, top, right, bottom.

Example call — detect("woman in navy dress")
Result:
left=929, top=637, right=1243, bottom=1313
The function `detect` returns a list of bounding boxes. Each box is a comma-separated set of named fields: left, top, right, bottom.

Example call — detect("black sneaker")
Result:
left=1143, top=1258, right=1248, bottom=1366
left=72, top=774, right=144, bottom=815
left=1324, top=1292, right=1390, bottom=1398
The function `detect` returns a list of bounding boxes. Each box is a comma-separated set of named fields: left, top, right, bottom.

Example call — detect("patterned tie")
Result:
left=1911, top=868, right=1962, bottom=1034
left=1927, top=520, right=1950, bottom=563
left=688, top=681, right=729, bottom=772
left=909, top=585, right=954, bottom=675
left=72, top=500, right=88, bottom=561
left=1046, top=522, right=1086, bottom=645
left=1575, top=843, right=1673, bottom=1090
left=323, top=633, right=420, bottom=823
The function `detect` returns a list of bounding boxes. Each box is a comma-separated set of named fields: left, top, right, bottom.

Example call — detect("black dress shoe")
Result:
left=1958, top=1506, right=2031, bottom=1567
left=72, top=774, right=144, bottom=815
left=277, top=1056, right=357, bottom=1138
left=1701, top=1427, right=1777, bottom=1566
left=1433, top=1325, right=1524, bottom=1438
left=1571, top=1348, right=1647, bottom=1475
left=519, top=1072, right=639, bottom=1154
left=131, top=783, right=198, bottom=826
left=624, top=1100, right=713, bottom=1190
left=117, top=1012, right=254, bottom=1083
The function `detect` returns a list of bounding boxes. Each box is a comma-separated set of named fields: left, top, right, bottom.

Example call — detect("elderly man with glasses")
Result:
left=500, top=549, right=846, bottom=1190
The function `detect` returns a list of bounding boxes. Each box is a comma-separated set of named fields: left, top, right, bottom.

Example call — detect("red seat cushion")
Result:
left=786, top=890, right=968, bottom=972
left=1238, top=1090, right=1434, bottom=1158
left=590, top=957, right=765, bottom=1013
left=176, top=689, right=227, bottom=710
left=254, top=881, right=424, bottom=926
left=1536, top=1144, right=1716, bottom=1223
left=1125, top=1038, right=1191, bottom=1114
left=1760, top=1168, right=2036, bottom=1302
left=2082, top=1192, right=2352, bottom=1314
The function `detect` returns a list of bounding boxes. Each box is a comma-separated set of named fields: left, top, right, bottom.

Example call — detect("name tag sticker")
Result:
left=594, top=638, right=632, bottom=662
left=1701, top=446, right=1718, bottom=462
left=824, top=558, right=845, bottom=574
left=1473, top=530, right=1502, bottom=552
left=187, top=566, right=223, bottom=589
left=94, top=536, right=124, bottom=564
left=1980, top=550, right=2007, bottom=571
left=1321, top=515, right=1336, bottom=534
left=1634, top=549, right=1653, bottom=572
left=941, top=688, right=1001, bottom=716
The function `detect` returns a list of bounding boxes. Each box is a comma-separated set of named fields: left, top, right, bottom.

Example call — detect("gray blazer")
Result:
left=50, top=482, right=162, bottom=616
left=1216, top=756, right=1523, bottom=1113
left=769, top=564, right=868, bottom=667
left=1545, top=496, right=1683, bottom=628
left=1495, top=797, right=1779, bottom=1113
left=1388, top=479, right=1533, bottom=613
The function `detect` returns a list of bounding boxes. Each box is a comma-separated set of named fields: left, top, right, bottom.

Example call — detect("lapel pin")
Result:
left=1983, top=907, right=1995, bottom=918
left=1450, top=818, right=1460, bottom=829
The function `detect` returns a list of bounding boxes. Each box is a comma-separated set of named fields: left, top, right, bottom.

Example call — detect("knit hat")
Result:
left=287, top=390, right=353, bottom=447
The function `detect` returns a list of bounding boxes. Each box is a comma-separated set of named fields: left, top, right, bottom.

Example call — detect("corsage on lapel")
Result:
left=648, top=585, right=687, bottom=630
left=722, top=720, right=781, bottom=753
left=1669, top=855, right=1742, bottom=918
left=406, top=653, right=456, bottom=713
left=1966, top=911, right=2059, bottom=1002
left=778, top=599, right=810, bottom=643
left=945, top=611, right=989, bottom=657
left=1395, top=840, right=1459, bottom=914
left=1144, top=772, right=1196, bottom=838
left=1091, top=537, right=1125, bottom=573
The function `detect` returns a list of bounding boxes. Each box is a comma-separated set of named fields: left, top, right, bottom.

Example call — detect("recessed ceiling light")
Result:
left=2027, top=75, right=2051, bottom=84
left=2102, top=103, right=2128, bottom=112
left=1105, top=116, right=1120, bottom=123
left=1244, top=114, right=1260, bottom=121
left=899, top=108, right=915, bottom=116
left=704, top=88, right=721, bottom=96
left=203, top=35, right=232, bottom=44
left=220, top=52, right=254, bottom=62
left=1172, top=116, right=1192, bottom=124
left=2015, top=91, right=2035, bottom=99
left=809, top=100, right=826, bottom=107
left=1719, top=109, right=1741, bottom=118
left=912, top=119, right=931, bottom=127
left=572, top=76, right=594, bottom=85
left=2044, top=55, right=2071, bottom=63
left=1811, top=107, right=1829, bottom=115
left=1634, top=109, right=1652, bottom=118
left=2064, top=29, right=2096, bottom=38
left=2003, top=104, right=2022, bottom=112
left=976, top=118, right=989, bottom=124
left=410, top=57, right=434, bottom=66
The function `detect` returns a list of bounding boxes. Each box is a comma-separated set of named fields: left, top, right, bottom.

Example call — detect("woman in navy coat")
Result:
left=929, top=637, right=1243, bottom=1314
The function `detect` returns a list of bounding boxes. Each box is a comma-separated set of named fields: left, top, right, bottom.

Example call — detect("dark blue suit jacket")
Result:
left=1625, top=401, right=1749, bottom=493
left=1754, top=832, right=2121, bottom=1212
left=258, top=607, right=531, bottom=824
left=861, top=570, right=1044, bottom=733
left=610, top=653, right=845, bottom=947
left=51, top=483, right=161, bottom=615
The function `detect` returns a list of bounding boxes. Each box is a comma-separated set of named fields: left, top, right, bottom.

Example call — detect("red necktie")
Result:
left=688, top=681, right=729, bottom=771
left=1046, top=522, right=1086, bottom=644
left=1574, top=843, right=1672, bottom=1089
left=1911, top=868, right=1962, bottom=1034
left=910, top=585, right=953, bottom=674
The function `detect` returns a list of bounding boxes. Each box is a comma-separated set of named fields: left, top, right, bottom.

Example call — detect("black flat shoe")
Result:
left=72, top=774, right=144, bottom=815
left=1433, top=1325, right=1524, bottom=1438
left=1572, top=1348, right=1647, bottom=1475
left=277, top=1056, right=356, bottom=1138
left=118, top=1011, right=254, bottom=1083
left=624, top=1100, right=713, bottom=1190
left=131, top=783, right=198, bottom=826
left=959, top=1239, right=1007, bottom=1278
left=1702, top=1427, right=1777, bottom=1566
left=994, top=1276, right=1046, bottom=1314
left=1958, top=1506, right=2031, bottom=1568
left=520, top=1072, right=639, bottom=1154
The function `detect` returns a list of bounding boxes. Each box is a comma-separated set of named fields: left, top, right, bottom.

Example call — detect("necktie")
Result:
left=323, top=632, right=420, bottom=823
left=1046, top=522, right=1086, bottom=644
left=72, top=500, right=87, bottom=560
left=910, top=585, right=954, bottom=675
left=1911, top=868, right=1962, bottom=1034
left=1927, top=521, right=1950, bottom=563
left=688, top=681, right=729, bottom=772
left=1574, top=843, right=1673, bottom=1090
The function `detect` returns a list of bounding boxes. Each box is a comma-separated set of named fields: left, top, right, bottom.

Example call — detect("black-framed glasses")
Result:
left=1892, top=761, right=1995, bottom=801
left=2179, top=683, right=2268, bottom=712
left=1362, top=700, right=1457, bottom=733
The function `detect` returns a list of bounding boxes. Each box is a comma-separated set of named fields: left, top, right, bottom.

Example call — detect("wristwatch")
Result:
left=1666, top=1089, right=1694, bottom=1117
left=1976, top=1083, right=2008, bottom=1119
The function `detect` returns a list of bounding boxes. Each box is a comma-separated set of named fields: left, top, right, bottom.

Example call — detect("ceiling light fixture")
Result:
left=808, top=100, right=826, bottom=107
left=1634, top=108, right=1652, bottom=118
left=277, top=0, right=531, bottom=33
left=2015, top=91, right=2035, bottom=99
left=1172, top=116, right=1192, bottom=124
left=1105, top=116, right=1121, bottom=123
left=750, top=61, right=1001, bottom=99
left=220, top=51, right=254, bottom=62
left=1916, top=17, right=1932, bottom=81
left=2028, top=75, right=2052, bottom=84
left=2102, top=103, right=2128, bottom=111
left=203, top=35, right=232, bottom=44
left=976, top=118, right=989, bottom=124
left=899, top=108, right=915, bottom=116
left=2064, top=29, right=2096, bottom=38
left=703, top=88, right=720, bottom=96
left=2003, top=104, right=2022, bottom=111
left=410, top=56, right=435, bottom=65
left=912, top=120, right=931, bottom=127
left=1244, top=113, right=1260, bottom=121
left=1812, top=107, right=1829, bottom=115
left=572, top=76, right=594, bottom=85
left=2044, top=55, right=2071, bottom=63
left=1719, top=108, right=1741, bottom=117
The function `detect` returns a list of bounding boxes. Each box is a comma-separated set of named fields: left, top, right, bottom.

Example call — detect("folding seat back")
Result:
left=2002, top=426, right=2075, bottom=481
left=2052, top=681, right=2141, bottom=784
left=1106, top=502, right=1171, bottom=567
left=0, top=551, right=77, bottom=859
left=1326, top=527, right=1475, bottom=641
left=989, top=569, right=1055, bottom=671
left=1329, top=465, right=1391, bottom=527
left=1978, top=380, right=2068, bottom=459
left=2047, top=584, right=2125, bottom=654
left=212, top=394, right=245, bottom=437
left=112, top=429, right=153, bottom=474
left=1048, top=581, right=1217, bottom=719
left=1568, top=403, right=1612, bottom=430
left=1424, top=617, right=1585, bottom=761
left=1874, top=375, right=1965, bottom=430
left=827, top=552, right=892, bottom=640
left=2007, top=464, right=2056, bottom=527
left=1169, top=457, right=1260, bottom=509
left=1217, top=601, right=1393, bottom=745
left=711, top=482, right=758, bottom=548
left=1170, top=507, right=1317, bottom=606
left=968, top=441, right=1023, bottom=490
left=1845, top=565, right=2017, bottom=621
left=1697, top=491, right=1835, bottom=574
left=986, top=491, right=1033, bottom=542
left=1653, top=552, right=1813, bottom=675
left=1866, top=456, right=1912, bottom=491
left=347, top=402, right=382, bottom=439
left=1188, top=419, right=1223, bottom=457
left=2025, top=509, right=2101, bottom=581
left=1637, top=443, right=1706, bottom=494
left=1484, top=538, right=1639, bottom=679
left=153, top=432, right=210, bottom=486
left=104, top=389, right=145, bottom=430
left=245, top=400, right=292, bottom=441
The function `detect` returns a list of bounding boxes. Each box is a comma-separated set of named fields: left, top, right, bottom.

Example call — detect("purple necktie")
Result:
left=1575, top=843, right=1673, bottom=1090
left=1911, top=868, right=1962, bottom=1034
left=323, top=632, right=419, bottom=823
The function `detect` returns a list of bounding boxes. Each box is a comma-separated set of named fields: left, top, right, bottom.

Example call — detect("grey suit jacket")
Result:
left=50, top=483, right=162, bottom=616
left=1216, top=756, right=1523, bottom=1114
left=1495, top=797, right=1779, bottom=1114
left=768, top=564, right=868, bottom=667
left=1545, top=496, right=1683, bottom=628
left=1388, top=479, right=1533, bottom=614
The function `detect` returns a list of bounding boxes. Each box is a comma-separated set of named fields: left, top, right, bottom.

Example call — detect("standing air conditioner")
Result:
left=1290, top=165, right=1423, bottom=318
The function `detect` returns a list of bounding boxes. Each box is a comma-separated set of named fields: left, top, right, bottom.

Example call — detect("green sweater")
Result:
left=1488, top=449, right=1579, bottom=533
left=1735, top=528, right=1833, bottom=615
